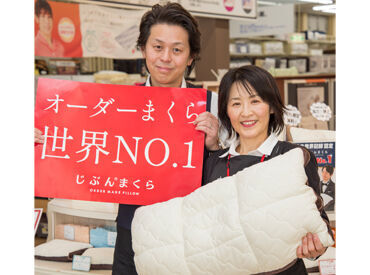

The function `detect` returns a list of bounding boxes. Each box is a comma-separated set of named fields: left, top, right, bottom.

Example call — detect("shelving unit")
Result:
left=46, top=199, right=118, bottom=242
left=229, top=34, right=335, bottom=75
left=35, top=199, right=118, bottom=274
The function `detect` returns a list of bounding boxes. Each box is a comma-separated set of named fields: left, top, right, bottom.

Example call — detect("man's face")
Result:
left=141, top=23, right=193, bottom=88
left=37, top=9, right=53, bottom=36
left=322, top=168, right=331, bottom=182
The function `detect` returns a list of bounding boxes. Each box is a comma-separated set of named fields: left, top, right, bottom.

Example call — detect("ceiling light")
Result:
left=313, top=4, right=336, bottom=13
left=257, top=1, right=281, bottom=5
left=298, top=0, right=333, bottom=4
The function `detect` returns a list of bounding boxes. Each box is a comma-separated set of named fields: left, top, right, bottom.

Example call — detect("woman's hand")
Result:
left=34, top=128, right=44, bottom=143
left=193, top=112, right=219, bottom=151
left=296, top=232, right=326, bottom=259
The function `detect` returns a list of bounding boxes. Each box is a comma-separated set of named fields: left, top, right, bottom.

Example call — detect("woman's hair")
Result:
left=218, top=65, right=286, bottom=138
left=35, top=0, right=52, bottom=17
left=136, top=2, right=201, bottom=76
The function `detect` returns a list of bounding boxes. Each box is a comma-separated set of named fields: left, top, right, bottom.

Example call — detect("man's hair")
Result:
left=35, top=0, right=52, bottom=17
left=136, top=2, right=201, bottom=76
left=323, top=165, right=334, bottom=175
left=218, top=65, right=286, bottom=139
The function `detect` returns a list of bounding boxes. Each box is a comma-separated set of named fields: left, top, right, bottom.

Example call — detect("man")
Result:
left=320, top=165, right=335, bottom=211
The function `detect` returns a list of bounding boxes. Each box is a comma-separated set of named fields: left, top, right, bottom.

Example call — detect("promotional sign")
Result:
left=105, top=0, right=257, bottom=19
left=35, top=79, right=207, bottom=205
left=230, top=4, right=294, bottom=38
left=34, top=208, right=43, bottom=235
left=35, top=0, right=257, bottom=59
left=34, top=0, right=82, bottom=57
left=295, top=142, right=335, bottom=168
left=310, top=102, right=332, bottom=121
left=79, top=5, right=145, bottom=59
left=284, top=105, right=302, bottom=127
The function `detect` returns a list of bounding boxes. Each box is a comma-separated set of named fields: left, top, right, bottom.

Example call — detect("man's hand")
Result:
left=193, top=112, right=219, bottom=151
left=35, top=128, right=44, bottom=144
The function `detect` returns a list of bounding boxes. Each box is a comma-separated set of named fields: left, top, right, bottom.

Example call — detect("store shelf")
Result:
left=306, top=39, right=335, bottom=45
left=230, top=53, right=312, bottom=58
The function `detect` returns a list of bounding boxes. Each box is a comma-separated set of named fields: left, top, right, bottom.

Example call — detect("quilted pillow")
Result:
left=55, top=224, right=90, bottom=243
left=90, top=227, right=117, bottom=248
left=132, top=148, right=334, bottom=275
left=289, top=127, right=335, bottom=142
left=81, top=247, right=114, bottom=270
left=35, top=239, right=92, bottom=262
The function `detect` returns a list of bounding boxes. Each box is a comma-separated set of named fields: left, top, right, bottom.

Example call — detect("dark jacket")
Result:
left=320, top=179, right=335, bottom=211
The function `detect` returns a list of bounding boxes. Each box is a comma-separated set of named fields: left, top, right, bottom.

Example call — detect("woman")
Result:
left=35, top=3, right=220, bottom=274
left=203, top=65, right=333, bottom=274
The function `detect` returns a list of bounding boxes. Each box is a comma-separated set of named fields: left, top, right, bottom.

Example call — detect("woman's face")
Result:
left=227, top=82, right=271, bottom=144
left=38, top=10, right=53, bottom=37
left=141, top=24, right=193, bottom=88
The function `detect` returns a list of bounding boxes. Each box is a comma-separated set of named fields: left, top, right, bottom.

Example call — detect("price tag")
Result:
left=319, top=259, right=335, bottom=275
left=64, top=225, right=75, bottom=241
left=107, top=231, right=117, bottom=246
left=72, top=255, right=91, bottom=272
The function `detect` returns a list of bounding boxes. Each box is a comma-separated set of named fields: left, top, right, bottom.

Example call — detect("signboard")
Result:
left=230, top=4, right=294, bottom=38
left=104, top=0, right=257, bottom=20
left=295, top=142, right=335, bottom=167
left=35, top=0, right=257, bottom=58
left=79, top=5, right=145, bottom=59
left=34, top=208, right=43, bottom=235
left=34, top=0, right=82, bottom=57
left=35, top=79, right=207, bottom=205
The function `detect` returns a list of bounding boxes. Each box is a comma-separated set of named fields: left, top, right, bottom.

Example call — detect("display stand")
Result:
left=35, top=199, right=118, bottom=274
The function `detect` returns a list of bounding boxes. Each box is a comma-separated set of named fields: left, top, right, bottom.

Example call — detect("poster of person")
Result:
left=295, top=141, right=335, bottom=212
left=34, top=0, right=82, bottom=57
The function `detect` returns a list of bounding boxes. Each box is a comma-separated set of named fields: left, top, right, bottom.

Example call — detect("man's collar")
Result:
left=145, top=75, right=187, bottom=88
left=219, top=133, right=279, bottom=158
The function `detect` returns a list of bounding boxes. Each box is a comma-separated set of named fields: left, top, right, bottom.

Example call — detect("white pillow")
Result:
left=35, top=239, right=92, bottom=262
left=132, top=148, right=334, bottom=274
left=289, top=127, right=335, bottom=142
left=82, top=247, right=114, bottom=270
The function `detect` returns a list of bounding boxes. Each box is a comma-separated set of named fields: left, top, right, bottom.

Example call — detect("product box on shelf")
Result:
left=235, top=42, right=248, bottom=54
left=288, top=58, right=308, bottom=73
left=230, top=58, right=253, bottom=68
left=309, top=56, right=324, bottom=73
left=286, top=43, right=308, bottom=55
left=310, top=55, right=335, bottom=73
left=247, top=43, right=262, bottom=55
left=262, top=41, right=284, bottom=55
left=286, top=33, right=306, bottom=43
left=323, top=54, right=335, bottom=72
left=309, top=48, right=324, bottom=56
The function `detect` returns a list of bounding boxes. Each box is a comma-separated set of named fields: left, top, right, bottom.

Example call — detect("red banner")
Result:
left=35, top=79, right=206, bottom=205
